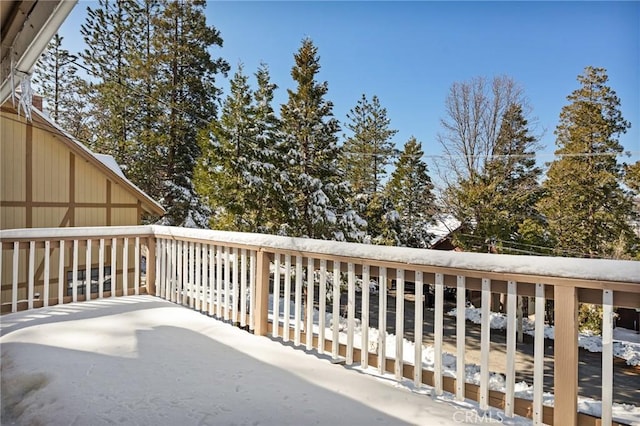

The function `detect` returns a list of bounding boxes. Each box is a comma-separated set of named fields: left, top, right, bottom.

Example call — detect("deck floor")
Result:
left=1, top=296, right=499, bottom=426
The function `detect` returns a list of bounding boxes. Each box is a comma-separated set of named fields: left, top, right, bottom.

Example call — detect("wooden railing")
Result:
left=2, top=225, right=639, bottom=426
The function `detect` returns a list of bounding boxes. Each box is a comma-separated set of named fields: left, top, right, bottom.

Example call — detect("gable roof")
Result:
left=1, top=101, right=165, bottom=217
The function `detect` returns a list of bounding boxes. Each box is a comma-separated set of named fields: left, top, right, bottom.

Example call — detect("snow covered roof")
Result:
left=426, top=214, right=462, bottom=247
left=94, top=154, right=126, bottom=179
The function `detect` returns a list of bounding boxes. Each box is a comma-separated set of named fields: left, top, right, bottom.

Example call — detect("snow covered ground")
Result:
left=447, top=305, right=640, bottom=366
left=1, top=295, right=499, bottom=426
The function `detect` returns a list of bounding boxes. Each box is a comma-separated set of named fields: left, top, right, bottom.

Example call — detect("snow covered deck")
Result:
left=1, top=225, right=639, bottom=425
left=2, top=295, right=474, bottom=426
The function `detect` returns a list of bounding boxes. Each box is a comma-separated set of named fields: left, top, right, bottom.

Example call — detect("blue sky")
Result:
left=59, top=1, right=639, bottom=184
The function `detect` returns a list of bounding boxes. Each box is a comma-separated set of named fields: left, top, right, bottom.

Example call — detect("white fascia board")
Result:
left=0, top=0, right=77, bottom=103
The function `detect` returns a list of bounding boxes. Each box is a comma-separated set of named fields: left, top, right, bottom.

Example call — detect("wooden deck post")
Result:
left=553, top=285, right=578, bottom=426
left=146, top=237, right=156, bottom=296
left=254, top=249, right=271, bottom=336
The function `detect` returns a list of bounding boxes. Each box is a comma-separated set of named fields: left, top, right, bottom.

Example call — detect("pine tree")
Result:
left=385, top=137, right=436, bottom=248
left=451, top=103, right=546, bottom=253
left=152, top=0, right=229, bottom=227
left=342, top=94, right=398, bottom=195
left=125, top=0, right=165, bottom=201
left=80, top=0, right=140, bottom=165
left=251, top=63, right=285, bottom=233
left=341, top=94, right=398, bottom=244
left=279, top=38, right=363, bottom=241
left=538, top=66, right=636, bottom=258
left=196, top=65, right=255, bottom=231
left=33, top=34, right=91, bottom=141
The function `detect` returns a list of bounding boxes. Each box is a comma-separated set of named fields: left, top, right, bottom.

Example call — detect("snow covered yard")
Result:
left=2, top=295, right=495, bottom=426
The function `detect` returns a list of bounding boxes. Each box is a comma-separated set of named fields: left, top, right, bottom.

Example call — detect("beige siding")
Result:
left=1, top=207, right=26, bottom=230
left=112, top=208, right=138, bottom=226
left=0, top=113, right=26, bottom=202
left=75, top=159, right=106, bottom=204
left=111, top=182, right=136, bottom=204
left=32, top=130, right=69, bottom=203
left=32, top=207, right=68, bottom=228
left=75, top=208, right=107, bottom=227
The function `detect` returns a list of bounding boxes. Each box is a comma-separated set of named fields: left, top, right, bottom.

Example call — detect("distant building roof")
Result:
left=427, top=214, right=462, bottom=248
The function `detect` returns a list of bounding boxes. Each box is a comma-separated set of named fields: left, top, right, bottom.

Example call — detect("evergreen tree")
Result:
left=80, top=0, right=140, bottom=165
left=451, top=103, right=546, bottom=254
left=196, top=64, right=284, bottom=233
left=251, top=63, right=285, bottom=233
left=385, top=137, right=435, bottom=248
left=341, top=94, right=398, bottom=244
left=125, top=0, right=165, bottom=201
left=279, top=38, right=363, bottom=241
left=538, top=66, right=636, bottom=258
left=342, top=94, right=398, bottom=195
left=152, top=0, right=229, bottom=227
left=33, top=34, right=91, bottom=141
left=196, top=65, right=255, bottom=231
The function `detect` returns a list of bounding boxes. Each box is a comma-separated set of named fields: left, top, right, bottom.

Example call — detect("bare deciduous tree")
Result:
left=437, top=75, right=532, bottom=184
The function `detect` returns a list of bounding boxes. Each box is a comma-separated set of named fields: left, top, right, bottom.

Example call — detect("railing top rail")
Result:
left=151, top=226, right=640, bottom=286
left=0, top=225, right=154, bottom=240
left=1, top=225, right=638, bottom=286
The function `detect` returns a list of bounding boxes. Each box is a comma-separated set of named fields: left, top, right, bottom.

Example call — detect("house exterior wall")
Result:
left=1, top=108, right=158, bottom=306
left=1, top=108, right=145, bottom=229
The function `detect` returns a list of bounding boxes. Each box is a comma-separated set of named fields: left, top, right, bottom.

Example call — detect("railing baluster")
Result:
left=27, top=241, right=35, bottom=309
left=395, top=268, right=405, bottom=380
left=306, top=257, right=314, bottom=350
left=98, top=239, right=104, bottom=298
left=85, top=239, right=92, bottom=301
left=533, top=283, right=545, bottom=425
left=43, top=240, right=50, bottom=307
left=58, top=240, right=65, bottom=305
left=273, top=253, right=281, bottom=338
left=159, top=239, right=166, bottom=299
left=347, top=262, right=355, bottom=365
left=122, top=237, right=129, bottom=297
left=434, top=273, right=444, bottom=395
left=170, top=240, right=180, bottom=303
left=203, top=244, right=210, bottom=311
left=232, top=247, right=239, bottom=323
left=240, top=249, right=247, bottom=326
left=249, top=250, right=256, bottom=330
left=189, top=242, right=196, bottom=308
left=154, top=238, right=160, bottom=298
left=332, top=260, right=340, bottom=360
left=602, top=289, right=614, bottom=426
left=480, top=278, right=491, bottom=410
left=378, top=266, right=387, bottom=374
left=72, top=240, right=79, bottom=302
left=134, top=237, right=140, bottom=296
left=12, top=241, right=19, bottom=312
left=283, top=254, right=292, bottom=342
left=223, top=247, right=230, bottom=320
left=111, top=238, right=117, bottom=298
left=361, top=264, right=370, bottom=368
left=456, top=275, right=466, bottom=401
left=505, top=280, right=518, bottom=417
left=208, top=245, right=215, bottom=316
left=195, top=243, right=202, bottom=312
left=318, top=259, right=327, bottom=354
left=414, top=270, right=423, bottom=386
left=177, top=241, right=184, bottom=305
left=294, top=255, right=303, bottom=346
left=215, top=246, right=222, bottom=317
